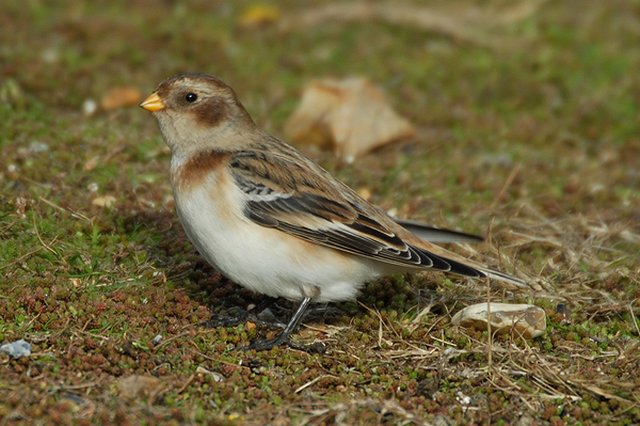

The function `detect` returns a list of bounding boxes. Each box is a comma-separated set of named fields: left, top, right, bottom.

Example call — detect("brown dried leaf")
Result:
left=239, top=4, right=281, bottom=29
left=100, top=86, right=142, bottom=111
left=83, top=156, right=100, bottom=172
left=91, top=195, right=116, bottom=208
left=284, top=78, right=415, bottom=161
left=116, top=375, right=166, bottom=400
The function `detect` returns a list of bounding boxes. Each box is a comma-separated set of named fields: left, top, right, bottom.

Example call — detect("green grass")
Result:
left=1, top=0, right=639, bottom=424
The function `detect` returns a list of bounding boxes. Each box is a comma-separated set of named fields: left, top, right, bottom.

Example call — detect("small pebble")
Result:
left=452, top=302, right=546, bottom=339
left=83, top=99, right=97, bottom=116
left=0, top=339, right=32, bottom=358
left=41, top=47, right=59, bottom=64
left=29, top=140, right=49, bottom=153
left=256, top=308, right=278, bottom=323
left=152, top=335, right=163, bottom=346
left=456, top=390, right=471, bottom=406
left=196, top=366, right=225, bottom=382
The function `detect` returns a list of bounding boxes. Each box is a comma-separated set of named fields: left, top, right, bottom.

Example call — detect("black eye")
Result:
left=185, top=93, right=198, bottom=103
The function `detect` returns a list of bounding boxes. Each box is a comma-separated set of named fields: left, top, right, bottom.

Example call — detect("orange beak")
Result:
left=140, top=92, right=165, bottom=112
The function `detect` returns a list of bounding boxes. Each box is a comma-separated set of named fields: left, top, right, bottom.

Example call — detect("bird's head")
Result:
left=141, top=73, right=255, bottom=154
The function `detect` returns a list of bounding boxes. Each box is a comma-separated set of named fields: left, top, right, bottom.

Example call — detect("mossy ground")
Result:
left=1, top=1, right=639, bottom=424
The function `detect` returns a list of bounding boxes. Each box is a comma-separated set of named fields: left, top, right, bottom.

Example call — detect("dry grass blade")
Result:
left=628, top=302, right=640, bottom=336
left=294, top=375, right=339, bottom=394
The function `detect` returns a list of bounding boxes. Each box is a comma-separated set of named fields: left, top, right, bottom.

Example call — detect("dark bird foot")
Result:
left=244, top=333, right=289, bottom=351
left=242, top=297, right=325, bottom=353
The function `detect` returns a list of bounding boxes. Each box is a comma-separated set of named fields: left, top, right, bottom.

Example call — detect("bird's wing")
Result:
left=228, top=148, right=524, bottom=287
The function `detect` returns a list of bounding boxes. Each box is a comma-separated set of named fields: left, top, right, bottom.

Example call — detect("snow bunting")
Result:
left=140, top=73, right=524, bottom=350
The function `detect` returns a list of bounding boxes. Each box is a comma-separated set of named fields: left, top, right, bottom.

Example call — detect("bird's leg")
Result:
left=246, top=297, right=313, bottom=351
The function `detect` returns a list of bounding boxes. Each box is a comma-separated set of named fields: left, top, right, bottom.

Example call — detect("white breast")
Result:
left=171, top=169, right=381, bottom=303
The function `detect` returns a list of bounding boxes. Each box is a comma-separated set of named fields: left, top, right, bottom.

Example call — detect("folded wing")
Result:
left=228, top=145, right=524, bottom=287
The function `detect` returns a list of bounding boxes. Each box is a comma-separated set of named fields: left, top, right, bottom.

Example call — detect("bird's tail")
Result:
left=477, top=266, right=527, bottom=288
left=410, top=242, right=526, bottom=288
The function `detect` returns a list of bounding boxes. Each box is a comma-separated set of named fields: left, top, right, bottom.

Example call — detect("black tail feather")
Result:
left=395, top=219, right=484, bottom=244
left=413, top=245, right=525, bottom=287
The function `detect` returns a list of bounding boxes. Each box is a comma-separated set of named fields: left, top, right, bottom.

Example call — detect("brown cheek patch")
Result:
left=192, top=99, right=228, bottom=128
left=174, top=150, right=229, bottom=192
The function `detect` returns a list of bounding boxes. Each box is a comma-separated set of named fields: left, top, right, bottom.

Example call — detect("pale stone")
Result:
left=451, top=302, right=546, bottom=338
